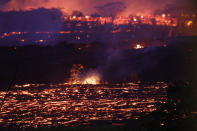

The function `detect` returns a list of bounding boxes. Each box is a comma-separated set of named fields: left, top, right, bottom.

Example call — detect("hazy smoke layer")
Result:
left=0, top=8, right=63, bottom=32
left=0, top=0, right=192, bottom=16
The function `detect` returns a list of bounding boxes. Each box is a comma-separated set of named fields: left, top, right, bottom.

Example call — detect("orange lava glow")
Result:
left=0, top=82, right=168, bottom=128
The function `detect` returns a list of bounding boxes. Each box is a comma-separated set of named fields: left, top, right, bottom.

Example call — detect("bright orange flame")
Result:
left=82, top=74, right=101, bottom=85
left=134, top=44, right=144, bottom=49
left=65, top=15, right=177, bottom=27
left=186, top=20, right=193, bottom=27
left=68, top=64, right=101, bottom=85
left=162, top=13, right=166, bottom=18
left=85, top=16, right=90, bottom=19
left=72, top=16, right=76, bottom=19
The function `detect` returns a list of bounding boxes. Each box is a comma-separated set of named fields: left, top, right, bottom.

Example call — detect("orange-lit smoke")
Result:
left=1, top=0, right=95, bottom=15
left=68, top=64, right=84, bottom=84
left=1, top=0, right=178, bottom=16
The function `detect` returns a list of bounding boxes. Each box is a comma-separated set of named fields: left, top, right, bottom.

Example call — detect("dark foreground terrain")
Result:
left=0, top=36, right=197, bottom=87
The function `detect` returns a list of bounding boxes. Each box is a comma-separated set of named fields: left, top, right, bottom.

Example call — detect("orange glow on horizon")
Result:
left=66, top=14, right=178, bottom=27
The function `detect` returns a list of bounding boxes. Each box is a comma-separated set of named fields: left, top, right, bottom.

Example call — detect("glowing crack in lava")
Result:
left=0, top=82, right=167, bottom=128
left=68, top=64, right=101, bottom=85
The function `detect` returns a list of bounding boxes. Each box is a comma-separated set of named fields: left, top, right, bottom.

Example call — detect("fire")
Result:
left=82, top=74, right=101, bottom=85
left=72, top=16, right=76, bottom=19
left=162, top=13, right=166, bottom=18
left=66, top=14, right=178, bottom=27
left=186, top=20, right=193, bottom=27
left=85, top=16, right=89, bottom=19
left=68, top=64, right=101, bottom=85
left=134, top=44, right=144, bottom=50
